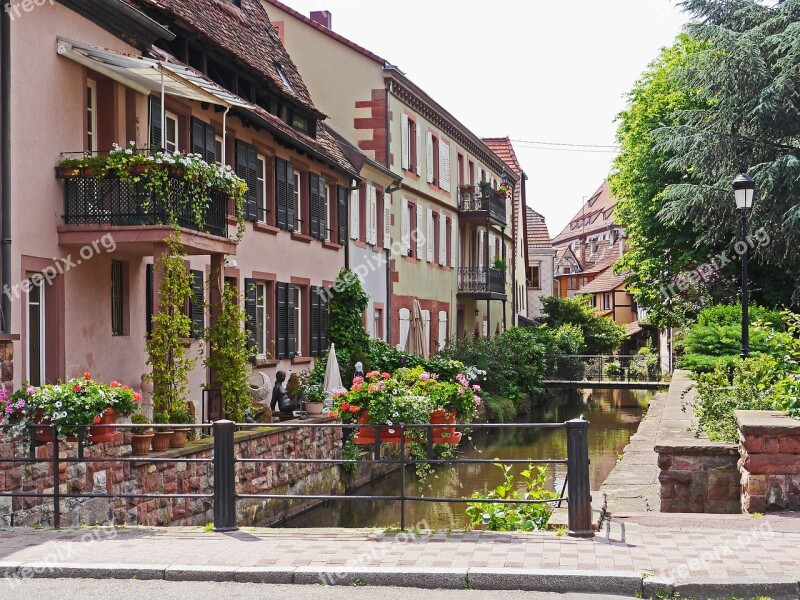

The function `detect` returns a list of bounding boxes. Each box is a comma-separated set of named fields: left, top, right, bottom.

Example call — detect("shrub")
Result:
left=482, top=394, right=516, bottom=423
left=540, top=295, right=626, bottom=354
left=152, top=412, right=170, bottom=426
left=168, top=406, right=191, bottom=425
left=130, top=413, right=151, bottom=435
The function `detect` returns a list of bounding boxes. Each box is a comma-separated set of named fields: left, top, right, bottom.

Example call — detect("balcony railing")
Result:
left=61, top=173, right=230, bottom=238
left=457, top=267, right=506, bottom=296
left=458, top=187, right=507, bottom=226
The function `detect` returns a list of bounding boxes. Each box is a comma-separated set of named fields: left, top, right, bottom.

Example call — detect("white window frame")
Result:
left=255, top=282, right=268, bottom=359
left=324, top=183, right=332, bottom=241
left=256, top=153, right=267, bottom=223
left=87, top=79, right=98, bottom=153
left=292, top=286, right=302, bottom=356
left=293, top=171, right=301, bottom=232
left=215, top=135, right=224, bottom=165
left=164, top=111, right=179, bottom=153
left=26, top=275, right=45, bottom=386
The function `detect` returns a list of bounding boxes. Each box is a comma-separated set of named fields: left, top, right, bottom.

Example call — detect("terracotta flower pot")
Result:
left=131, top=433, right=154, bottom=456
left=151, top=430, right=174, bottom=452
left=57, top=166, right=81, bottom=178
left=87, top=408, right=119, bottom=443
left=126, top=164, right=148, bottom=176
left=169, top=166, right=186, bottom=178
left=169, top=428, right=190, bottom=449
left=305, top=402, right=324, bottom=416
left=430, top=409, right=461, bottom=444
left=353, top=411, right=402, bottom=445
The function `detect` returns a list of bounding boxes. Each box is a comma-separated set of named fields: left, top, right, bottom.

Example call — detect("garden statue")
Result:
left=354, top=361, right=364, bottom=380
left=271, top=370, right=301, bottom=414
left=139, top=373, right=154, bottom=420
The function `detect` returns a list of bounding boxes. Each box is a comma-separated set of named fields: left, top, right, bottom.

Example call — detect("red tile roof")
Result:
left=526, top=208, right=552, bottom=250
left=551, top=180, right=618, bottom=246
left=262, top=0, right=388, bottom=66
left=128, top=0, right=321, bottom=116
left=482, top=137, right=522, bottom=175
left=578, top=267, right=627, bottom=294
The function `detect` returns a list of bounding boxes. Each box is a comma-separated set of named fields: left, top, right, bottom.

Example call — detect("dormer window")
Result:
left=227, top=0, right=241, bottom=7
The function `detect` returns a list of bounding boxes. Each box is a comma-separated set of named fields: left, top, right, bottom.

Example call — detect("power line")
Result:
left=513, top=145, right=618, bottom=154
left=510, top=138, right=620, bottom=149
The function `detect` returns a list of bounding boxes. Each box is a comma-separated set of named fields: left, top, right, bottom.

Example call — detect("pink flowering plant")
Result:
left=329, top=371, right=432, bottom=428
left=401, top=366, right=481, bottom=422
left=0, top=372, right=141, bottom=442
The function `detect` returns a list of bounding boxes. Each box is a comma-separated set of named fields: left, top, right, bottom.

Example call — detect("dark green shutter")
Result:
left=318, top=177, right=327, bottom=241
left=145, top=264, right=153, bottom=336
left=309, top=173, right=320, bottom=239
left=286, top=162, right=295, bottom=232
left=276, top=158, right=288, bottom=229
left=192, top=117, right=217, bottom=163
left=287, top=284, right=297, bottom=357
left=244, top=278, right=258, bottom=359
left=337, top=186, right=347, bottom=244
left=190, top=270, right=204, bottom=338
left=237, top=140, right=258, bottom=221
left=320, top=291, right=329, bottom=351
left=276, top=282, right=288, bottom=358
left=149, top=96, right=162, bottom=149
left=310, top=287, right=320, bottom=356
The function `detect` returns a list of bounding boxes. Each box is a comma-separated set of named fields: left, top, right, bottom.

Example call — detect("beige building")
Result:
left=263, top=2, right=521, bottom=349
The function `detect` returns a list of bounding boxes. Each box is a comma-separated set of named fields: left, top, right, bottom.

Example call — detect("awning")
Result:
left=56, top=38, right=255, bottom=109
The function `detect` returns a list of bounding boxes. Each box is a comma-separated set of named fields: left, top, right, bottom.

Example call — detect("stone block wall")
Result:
left=0, top=420, right=394, bottom=527
left=736, top=410, right=800, bottom=513
left=656, top=441, right=740, bottom=513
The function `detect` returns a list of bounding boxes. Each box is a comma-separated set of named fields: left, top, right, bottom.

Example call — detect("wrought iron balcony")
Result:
left=457, top=267, right=507, bottom=297
left=61, top=173, right=230, bottom=238
left=458, top=187, right=507, bottom=226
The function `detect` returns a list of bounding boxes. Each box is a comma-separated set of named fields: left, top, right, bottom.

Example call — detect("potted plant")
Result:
left=459, top=183, right=475, bottom=199
left=151, top=412, right=173, bottom=452
left=168, top=406, right=192, bottom=448
left=130, top=413, right=154, bottom=456
left=299, top=370, right=326, bottom=416
left=410, top=369, right=481, bottom=444
left=496, top=183, right=511, bottom=199
left=492, top=256, right=508, bottom=271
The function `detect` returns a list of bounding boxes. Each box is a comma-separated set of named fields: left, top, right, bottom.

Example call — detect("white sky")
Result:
left=279, top=0, right=687, bottom=237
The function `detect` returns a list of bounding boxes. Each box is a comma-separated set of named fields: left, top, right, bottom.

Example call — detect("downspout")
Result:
left=221, top=106, right=230, bottom=164
left=160, top=71, right=165, bottom=148
left=384, top=85, right=392, bottom=345
left=511, top=180, right=517, bottom=328
left=1, top=5, right=11, bottom=333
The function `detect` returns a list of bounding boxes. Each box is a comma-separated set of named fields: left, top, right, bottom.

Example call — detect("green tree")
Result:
left=539, top=296, right=626, bottom=355
left=326, top=268, right=370, bottom=383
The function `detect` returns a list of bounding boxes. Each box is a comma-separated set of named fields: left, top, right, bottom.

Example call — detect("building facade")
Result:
left=5, top=0, right=357, bottom=419
left=525, top=208, right=555, bottom=320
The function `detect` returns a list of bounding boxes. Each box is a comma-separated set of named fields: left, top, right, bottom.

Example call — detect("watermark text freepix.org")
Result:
left=4, top=0, right=54, bottom=21
left=2, top=233, right=116, bottom=302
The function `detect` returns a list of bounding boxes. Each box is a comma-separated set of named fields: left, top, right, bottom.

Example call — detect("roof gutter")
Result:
left=1, top=3, right=10, bottom=332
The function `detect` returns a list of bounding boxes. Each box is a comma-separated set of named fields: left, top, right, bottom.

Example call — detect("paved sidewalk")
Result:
left=0, top=515, right=799, bottom=596
left=600, top=371, right=699, bottom=515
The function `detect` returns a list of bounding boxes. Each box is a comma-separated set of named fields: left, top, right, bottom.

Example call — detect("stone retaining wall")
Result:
left=0, top=338, right=14, bottom=391
left=656, top=441, right=740, bottom=513
left=0, top=420, right=394, bottom=527
left=736, top=410, right=800, bottom=513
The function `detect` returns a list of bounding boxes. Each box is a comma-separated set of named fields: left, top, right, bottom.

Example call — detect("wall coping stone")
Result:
left=655, top=441, right=738, bottom=456
left=0, top=334, right=19, bottom=341
left=148, top=416, right=338, bottom=460
left=734, top=410, right=800, bottom=436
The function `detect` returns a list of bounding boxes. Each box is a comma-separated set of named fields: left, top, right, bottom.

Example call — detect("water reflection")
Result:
left=286, top=388, right=652, bottom=529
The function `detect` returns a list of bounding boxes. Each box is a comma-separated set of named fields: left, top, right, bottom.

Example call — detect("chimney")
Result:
left=578, top=240, right=586, bottom=268
left=310, top=10, right=332, bottom=29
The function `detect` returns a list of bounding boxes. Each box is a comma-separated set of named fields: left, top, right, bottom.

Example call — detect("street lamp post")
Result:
left=732, top=172, right=755, bottom=359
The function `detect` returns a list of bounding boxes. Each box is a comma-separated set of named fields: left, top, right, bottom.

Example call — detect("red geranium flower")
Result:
left=83, top=371, right=91, bottom=380
left=348, top=405, right=360, bottom=413
left=341, top=402, right=350, bottom=411
left=381, top=373, right=390, bottom=379
left=92, top=416, right=102, bottom=424
left=109, top=381, right=120, bottom=388
left=72, top=384, right=82, bottom=392
left=133, top=392, right=142, bottom=402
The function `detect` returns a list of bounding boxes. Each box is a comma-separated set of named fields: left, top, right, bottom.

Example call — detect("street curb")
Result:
left=2, top=562, right=799, bottom=597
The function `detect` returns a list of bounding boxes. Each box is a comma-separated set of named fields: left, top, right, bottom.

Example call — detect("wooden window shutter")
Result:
left=149, top=96, right=162, bottom=149
left=426, top=208, right=434, bottom=262
left=478, top=229, right=485, bottom=267
left=276, top=282, right=288, bottom=358
left=415, top=124, right=422, bottom=175
left=287, top=284, right=297, bottom=357
left=439, top=214, right=447, bottom=266
left=383, top=193, right=392, bottom=250
left=401, top=114, right=410, bottom=170
left=189, top=270, right=205, bottom=338
left=310, top=287, right=321, bottom=356
left=440, top=140, right=451, bottom=192
left=320, top=291, right=329, bottom=350
left=286, top=162, right=296, bottom=232
left=450, top=218, right=457, bottom=268
left=276, top=157, right=288, bottom=229
left=309, top=173, right=321, bottom=239
left=401, top=198, right=410, bottom=255
left=489, top=233, right=495, bottom=262
left=244, top=278, right=258, bottom=359
left=318, top=177, right=327, bottom=241
left=426, top=132, right=434, bottom=184
left=368, top=185, right=378, bottom=245
left=337, top=185, right=347, bottom=244
left=237, top=141, right=258, bottom=221
left=191, top=117, right=217, bottom=164
left=416, top=204, right=423, bottom=258
left=350, top=187, right=360, bottom=240
left=145, top=263, right=153, bottom=336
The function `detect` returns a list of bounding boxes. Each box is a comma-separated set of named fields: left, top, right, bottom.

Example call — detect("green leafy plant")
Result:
left=540, top=295, right=626, bottom=355
left=298, top=369, right=326, bottom=404
left=465, top=462, right=556, bottom=531
left=492, top=256, right=507, bottom=271
left=152, top=412, right=171, bottom=426
left=146, top=233, right=196, bottom=416
left=204, top=280, right=253, bottom=423
left=168, top=406, right=191, bottom=425
left=130, top=413, right=152, bottom=435
left=340, top=438, right=359, bottom=475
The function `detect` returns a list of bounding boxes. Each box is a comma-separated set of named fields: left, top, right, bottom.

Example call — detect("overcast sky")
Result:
left=279, top=0, right=688, bottom=237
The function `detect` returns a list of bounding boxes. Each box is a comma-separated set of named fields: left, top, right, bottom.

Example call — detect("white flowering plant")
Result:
left=0, top=372, right=140, bottom=441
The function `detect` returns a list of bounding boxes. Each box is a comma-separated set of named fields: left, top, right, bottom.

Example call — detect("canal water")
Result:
left=286, top=388, right=653, bottom=529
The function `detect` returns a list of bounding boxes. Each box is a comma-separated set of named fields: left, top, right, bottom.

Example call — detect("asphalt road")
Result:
left=0, top=579, right=632, bottom=600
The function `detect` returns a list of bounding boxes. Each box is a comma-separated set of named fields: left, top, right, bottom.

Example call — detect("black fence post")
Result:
left=213, top=420, right=238, bottom=532
left=565, top=417, right=593, bottom=537
left=52, top=426, right=60, bottom=529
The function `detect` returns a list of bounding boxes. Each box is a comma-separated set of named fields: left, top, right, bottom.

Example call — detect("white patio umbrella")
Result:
left=405, top=299, right=429, bottom=359
left=323, top=343, right=345, bottom=411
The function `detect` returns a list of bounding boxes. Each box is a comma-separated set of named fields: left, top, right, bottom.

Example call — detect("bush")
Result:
left=629, top=344, right=661, bottom=381
left=679, top=353, right=739, bottom=375
left=482, top=394, right=516, bottom=423
left=693, top=354, right=784, bottom=442
left=130, top=413, right=151, bottom=435
left=540, top=295, right=627, bottom=354
left=168, top=407, right=191, bottom=425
